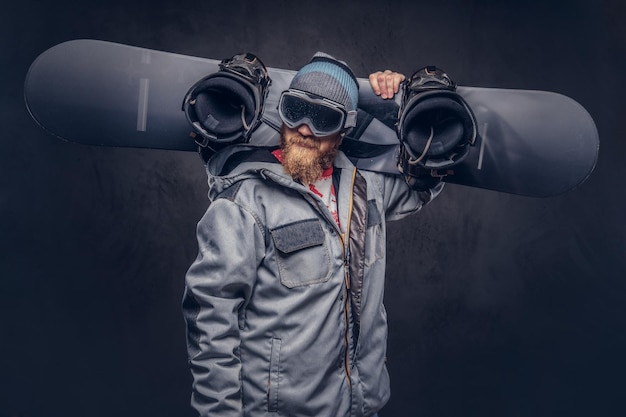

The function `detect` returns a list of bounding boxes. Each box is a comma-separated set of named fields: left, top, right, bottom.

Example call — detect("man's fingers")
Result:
left=385, top=70, right=395, bottom=98
left=369, top=70, right=406, bottom=99
left=377, top=71, right=389, bottom=98
left=369, top=72, right=382, bottom=95
left=393, top=73, right=405, bottom=94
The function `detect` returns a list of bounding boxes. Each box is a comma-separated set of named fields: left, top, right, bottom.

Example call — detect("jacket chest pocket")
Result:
left=270, top=219, right=332, bottom=288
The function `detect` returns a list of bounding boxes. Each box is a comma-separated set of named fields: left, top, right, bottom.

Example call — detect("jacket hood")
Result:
left=204, top=144, right=356, bottom=201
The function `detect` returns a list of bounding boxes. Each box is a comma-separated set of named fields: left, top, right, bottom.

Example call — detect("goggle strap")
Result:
left=345, top=110, right=357, bottom=129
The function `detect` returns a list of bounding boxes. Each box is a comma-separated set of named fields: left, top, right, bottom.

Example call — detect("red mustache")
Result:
left=289, top=135, right=320, bottom=150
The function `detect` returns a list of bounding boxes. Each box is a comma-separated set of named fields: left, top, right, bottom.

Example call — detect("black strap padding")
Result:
left=357, top=99, right=399, bottom=131
left=341, top=138, right=396, bottom=158
left=396, top=66, right=478, bottom=176
left=402, top=94, right=474, bottom=157
left=191, top=75, right=256, bottom=137
left=218, top=148, right=279, bottom=176
left=341, top=110, right=395, bottom=158
left=183, top=52, right=271, bottom=152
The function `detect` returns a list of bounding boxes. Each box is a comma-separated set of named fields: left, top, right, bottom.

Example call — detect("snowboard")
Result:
left=24, top=39, right=599, bottom=197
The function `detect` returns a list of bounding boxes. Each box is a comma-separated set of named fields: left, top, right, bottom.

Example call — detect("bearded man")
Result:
left=183, top=52, right=444, bottom=417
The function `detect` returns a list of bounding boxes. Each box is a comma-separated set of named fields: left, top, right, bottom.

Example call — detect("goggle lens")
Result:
left=279, top=92, right=346, bottom=136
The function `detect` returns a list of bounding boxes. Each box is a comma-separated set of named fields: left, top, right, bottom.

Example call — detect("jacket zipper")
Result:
left=300, top=169, right=355, bottom=388
left=341, top=167, right=357, bottom=389
left=264, top=167, right=357, bottom=388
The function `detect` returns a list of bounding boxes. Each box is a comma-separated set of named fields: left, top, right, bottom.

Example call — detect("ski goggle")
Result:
left=278, top=89, right=357, bottom=137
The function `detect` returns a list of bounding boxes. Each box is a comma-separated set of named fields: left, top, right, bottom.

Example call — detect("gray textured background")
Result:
left=1, top=0, right=624, bottom=416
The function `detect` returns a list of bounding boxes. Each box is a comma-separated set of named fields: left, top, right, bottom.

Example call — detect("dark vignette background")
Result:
left=1, top=0, right=625, bottom=416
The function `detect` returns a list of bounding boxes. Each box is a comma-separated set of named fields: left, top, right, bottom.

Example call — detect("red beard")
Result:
left=280, top=126, right=340, bottom=184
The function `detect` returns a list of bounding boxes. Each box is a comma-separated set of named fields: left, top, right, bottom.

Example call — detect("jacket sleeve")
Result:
left=182, top=198, right=265, bottom=417
left=380, top=174, right=445, bottom=221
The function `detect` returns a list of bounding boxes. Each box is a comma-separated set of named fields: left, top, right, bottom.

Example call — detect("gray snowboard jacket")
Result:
left=183, top=145, right=443, bottom=417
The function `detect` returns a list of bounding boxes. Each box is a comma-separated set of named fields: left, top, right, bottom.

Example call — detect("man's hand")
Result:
left=369, top=70, right=406, bottom=100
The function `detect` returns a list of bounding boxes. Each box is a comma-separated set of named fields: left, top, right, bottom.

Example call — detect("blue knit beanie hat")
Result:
left=289, top=52, right=359, bottom=112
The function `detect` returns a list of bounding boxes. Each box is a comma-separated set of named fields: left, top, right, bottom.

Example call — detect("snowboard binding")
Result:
left=397, top=66, right=478, bottom=180
left=182, top=52, right=272, bottom=153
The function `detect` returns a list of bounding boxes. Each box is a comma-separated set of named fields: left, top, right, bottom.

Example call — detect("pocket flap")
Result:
left=367, top=199, right=381, bottom=227
left=271, top=219, right=325, bottom=254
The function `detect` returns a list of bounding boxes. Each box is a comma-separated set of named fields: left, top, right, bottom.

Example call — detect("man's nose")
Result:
left=297, top=123, right=314, bottom=137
